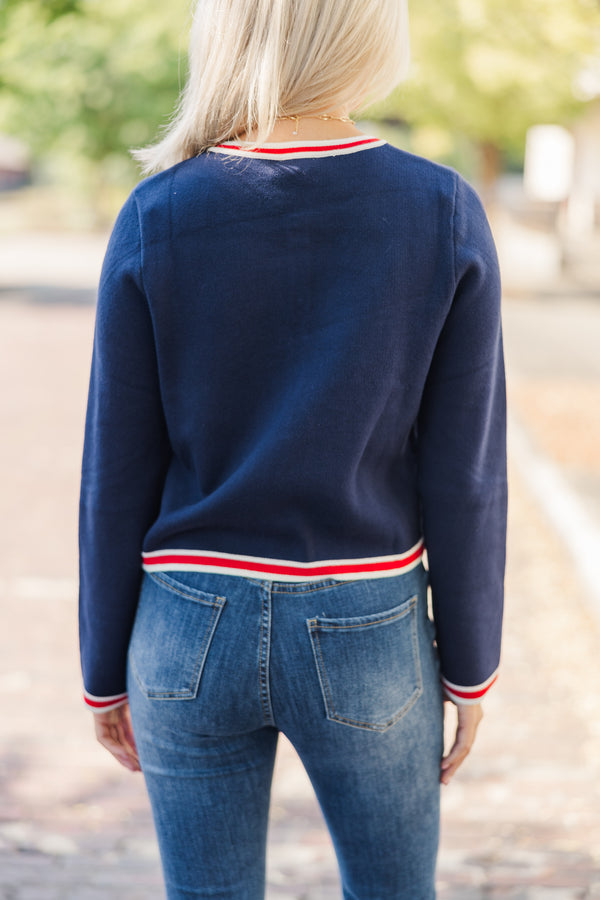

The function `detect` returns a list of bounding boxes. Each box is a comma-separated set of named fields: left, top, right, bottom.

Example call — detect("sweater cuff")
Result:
left=441, top=670, right=498, bottom=705
left=83, top=689, right=129, bottom=713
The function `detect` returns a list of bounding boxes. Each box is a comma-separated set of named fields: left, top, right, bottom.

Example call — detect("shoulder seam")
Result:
left=132, top=191, right=148, bottom=301
left=451, top=172, right=459, bottom=290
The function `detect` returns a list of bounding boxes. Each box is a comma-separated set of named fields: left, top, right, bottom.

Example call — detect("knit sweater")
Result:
left=79, top=135, right=507, bottom=712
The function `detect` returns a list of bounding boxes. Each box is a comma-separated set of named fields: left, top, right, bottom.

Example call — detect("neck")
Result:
left=238, top=112, right=365, bottom=144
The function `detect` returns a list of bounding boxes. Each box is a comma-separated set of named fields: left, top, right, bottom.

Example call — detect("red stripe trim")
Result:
left=84, top=694, right=128, bottom=710
left=443, top=675, right=498, bottom=701
left=215, top=137, right=381, bottom=155
left=143, top=544, right=423, bottom=578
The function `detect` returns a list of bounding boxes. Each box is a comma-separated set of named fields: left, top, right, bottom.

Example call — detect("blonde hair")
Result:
left=134, top=0, right=410, bottom=173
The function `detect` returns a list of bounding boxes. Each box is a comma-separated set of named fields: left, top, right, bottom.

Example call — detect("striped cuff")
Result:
left=441, top=670, right=498, bottom=705
left=83, top=690, right=129, bottom=713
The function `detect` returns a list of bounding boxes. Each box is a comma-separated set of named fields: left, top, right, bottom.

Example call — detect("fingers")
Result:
left=440, top=702, right=483, bottom=785
left=94, top=703, right=141, bottom=772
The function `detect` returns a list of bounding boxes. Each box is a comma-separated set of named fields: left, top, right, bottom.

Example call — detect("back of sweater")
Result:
left=79, top=136, right=506, bottom=710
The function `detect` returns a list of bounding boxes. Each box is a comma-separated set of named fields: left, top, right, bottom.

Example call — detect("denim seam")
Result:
left=310, top=604, right=415, bottom=631
left=411, top=598, right=424, bottom=698
left=270, top=580, right=357, bottom=595
left=258, top=584, right=275, bottom=725
left=148, top=572, right=227, bottom=607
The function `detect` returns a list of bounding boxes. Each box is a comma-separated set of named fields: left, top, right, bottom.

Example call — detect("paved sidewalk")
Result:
left=0, top=273, right=599, bottom=897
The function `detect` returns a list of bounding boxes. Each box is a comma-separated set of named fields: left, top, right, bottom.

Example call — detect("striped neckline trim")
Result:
left=142, top=539, right=424, bottom=582
left=208, top=135, right=386, bottom=160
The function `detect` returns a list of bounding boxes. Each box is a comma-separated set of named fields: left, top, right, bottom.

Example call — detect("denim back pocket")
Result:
left=307, top=594, right=422, bottom=732
left=129, top=572, right=226, bottom=700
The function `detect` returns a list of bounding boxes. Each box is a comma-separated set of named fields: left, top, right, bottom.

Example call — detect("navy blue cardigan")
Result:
left=79, top=135, right=507, bottom=711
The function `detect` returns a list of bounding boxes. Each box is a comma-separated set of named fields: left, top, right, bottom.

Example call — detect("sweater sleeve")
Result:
left=417, top=174, right=507, bottom=705
left=79, top=192, right=170, bottom=712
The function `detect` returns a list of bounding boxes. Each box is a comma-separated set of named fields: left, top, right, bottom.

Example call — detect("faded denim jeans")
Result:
left=127, top=562, right=444, bottom=899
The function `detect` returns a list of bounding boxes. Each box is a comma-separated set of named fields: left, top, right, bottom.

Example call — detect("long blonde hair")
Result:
left=134, top=0, right=410, bottom=173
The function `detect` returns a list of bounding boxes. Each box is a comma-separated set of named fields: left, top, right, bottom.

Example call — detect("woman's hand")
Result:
left=93, top=702, right=141, bottom=772
left=440, top=701, right=483, bottom=785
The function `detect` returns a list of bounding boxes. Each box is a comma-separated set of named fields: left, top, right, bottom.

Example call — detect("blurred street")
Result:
left=1, top=224, right=600, bottom=899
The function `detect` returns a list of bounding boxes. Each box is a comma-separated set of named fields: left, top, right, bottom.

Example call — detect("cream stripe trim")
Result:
left=441, top=669, right=499, bottom=705
left=442, top=671, right=499, bottom=693
left=208, top=137, right=386, bottom=161
left=142, top=539, right=424, bottom=583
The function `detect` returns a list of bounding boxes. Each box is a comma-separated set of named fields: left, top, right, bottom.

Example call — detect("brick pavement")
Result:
left=1, top=271, right=600, bottom=898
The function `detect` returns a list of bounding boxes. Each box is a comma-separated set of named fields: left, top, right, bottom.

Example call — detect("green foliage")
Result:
left=0, top=0, right=189, bottom=185
left=0, top=0, right=598, bottom=191
left=0, top=0, right=82, bottom=25
left=368, top=0, right=600, bottom=165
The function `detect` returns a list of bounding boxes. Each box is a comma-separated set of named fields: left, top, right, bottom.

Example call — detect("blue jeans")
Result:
left=127, top=563, right=444, bottom=899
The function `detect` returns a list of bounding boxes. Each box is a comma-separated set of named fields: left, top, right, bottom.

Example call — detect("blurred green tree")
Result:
left=0, top=0, right=189, bottom=206
left=369, top=0, right=600, bottom=184
left=0, top=0, right=598, bottom=195
left=0, top=0, right=82, bottom=26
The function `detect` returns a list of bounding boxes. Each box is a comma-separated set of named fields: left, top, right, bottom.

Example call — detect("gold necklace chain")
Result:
left=277, top=114, right=355, bottom=136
